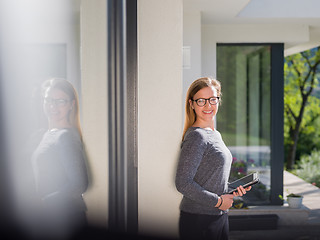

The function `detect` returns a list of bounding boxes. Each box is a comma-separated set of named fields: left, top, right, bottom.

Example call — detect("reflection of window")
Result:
left=217, top=45, right=272, bottom=205
left=25, top=44, right=67, bottom=81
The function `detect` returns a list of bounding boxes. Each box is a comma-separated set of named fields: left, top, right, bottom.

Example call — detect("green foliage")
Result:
left=296, top=117, right=320, bottom=160
left=279, top=193, right=302, bottom=199
left=284, top=96, right=320, bottom=159
left=296, top=149, right=320, bottom=187
left=278, top=194, right=284, bottom=200
left=287, top=193, right=302, bottom=198
left=284, top=47, right=320, bottom=163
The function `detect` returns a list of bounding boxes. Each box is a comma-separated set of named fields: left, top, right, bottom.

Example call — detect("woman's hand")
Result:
left=215, top=186, right=252, bottom=210
left=232, top=185, right=251, bottom=197
left=216, top=194, right=234, bottom=211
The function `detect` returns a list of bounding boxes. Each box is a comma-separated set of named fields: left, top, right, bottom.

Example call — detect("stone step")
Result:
left=229, top=204, right=310, bottom=226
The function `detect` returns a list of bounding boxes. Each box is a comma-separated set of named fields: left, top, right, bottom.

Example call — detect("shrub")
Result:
left=296, top=149, right=320, bottom=187
left=229, top=157, right=247, bottom=181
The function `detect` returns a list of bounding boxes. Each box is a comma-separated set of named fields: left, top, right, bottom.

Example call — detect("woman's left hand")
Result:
left=232, top=185, right=251, bottom=197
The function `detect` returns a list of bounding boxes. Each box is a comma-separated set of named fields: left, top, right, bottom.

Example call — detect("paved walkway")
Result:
left=229, top=171, right=320, bottom=240
left=283, top=170, right=320, bottom=224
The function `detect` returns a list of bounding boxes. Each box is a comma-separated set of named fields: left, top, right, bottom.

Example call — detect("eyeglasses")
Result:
left=192, top=97, right=220, bottom=107
left=44, top=98, right=69, bottom=107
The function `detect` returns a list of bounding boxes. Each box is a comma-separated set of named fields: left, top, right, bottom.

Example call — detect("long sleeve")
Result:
left=32, top=129, right=88, bottom=211
left=56, top=131, right=88, bottom=196
left=175, top=130, right=219, bottom=208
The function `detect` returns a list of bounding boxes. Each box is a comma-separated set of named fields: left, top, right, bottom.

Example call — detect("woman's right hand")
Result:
left=217, top=194, right=234, bottom=210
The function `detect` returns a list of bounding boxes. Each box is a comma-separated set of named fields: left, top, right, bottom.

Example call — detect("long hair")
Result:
left=41, top=78, right=83, bottom=140
left=182, top=77, right=222, bottom=141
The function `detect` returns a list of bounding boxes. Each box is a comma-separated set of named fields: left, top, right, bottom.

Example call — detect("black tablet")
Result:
left=228, top=172, right=260, bottom=194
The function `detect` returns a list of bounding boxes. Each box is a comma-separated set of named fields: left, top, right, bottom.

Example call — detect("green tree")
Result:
left=284, top=47, right=320, bottom=169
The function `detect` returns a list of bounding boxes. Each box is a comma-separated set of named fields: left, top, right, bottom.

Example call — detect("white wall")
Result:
left=138, top=0, right=183, bottom=238
left=183, top=11, right=202, bottom=102
left=80, top=0, right=109, bottom=228
left=203, top=24, right=308, bottom=43
left=80, top=0, right=184, bottom=237
left=182, top=10, right=202, bottom=126
left=284, top=26, right=320, bottom=56
left=201, top=23, right=310, bottom=78
left=201, top=26, right=217, bottom=78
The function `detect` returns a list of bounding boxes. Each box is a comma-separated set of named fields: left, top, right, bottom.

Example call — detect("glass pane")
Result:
left=0, top=0, right=82, bottom=234
left=217, top=45, right=271, bottom=205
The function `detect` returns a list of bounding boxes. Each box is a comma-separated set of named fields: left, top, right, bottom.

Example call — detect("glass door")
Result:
left=217, top=45, right=273, bottom=205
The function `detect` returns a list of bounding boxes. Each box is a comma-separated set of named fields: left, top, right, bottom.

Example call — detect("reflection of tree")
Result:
left=284, top=47, right=320, bottom=169
left=218, top=45, right=273, bottom=205
left=217, top=45, right=271, bottom=147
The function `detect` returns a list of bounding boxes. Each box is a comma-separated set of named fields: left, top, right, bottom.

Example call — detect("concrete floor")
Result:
left=283, top=171, right=320, bottom=224
left=229, top=171, right=320, bottom=240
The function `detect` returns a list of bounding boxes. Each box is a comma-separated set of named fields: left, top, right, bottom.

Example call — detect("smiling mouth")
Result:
left=203, top=110, right=213, bottom=114
left=48, top=111, right=59, bottom=115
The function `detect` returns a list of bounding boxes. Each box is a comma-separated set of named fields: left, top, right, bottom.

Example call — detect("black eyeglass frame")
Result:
left=43, top=97, right=70, bottom=107
left=192, top=97, right=220, bottom=107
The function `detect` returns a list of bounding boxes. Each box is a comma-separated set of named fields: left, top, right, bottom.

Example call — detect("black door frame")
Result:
left=107, top=0, right=138, bottom=233
left=217, top=43, right=284, bottom=205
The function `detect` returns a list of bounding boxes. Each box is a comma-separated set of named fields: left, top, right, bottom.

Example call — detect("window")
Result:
left=217, top=44, right=284, bottom=205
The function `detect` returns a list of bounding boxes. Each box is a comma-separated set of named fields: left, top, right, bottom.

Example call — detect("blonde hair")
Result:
left=42, top=78, right=83, bottom=140
left=182, top=77, right=222, bottom=141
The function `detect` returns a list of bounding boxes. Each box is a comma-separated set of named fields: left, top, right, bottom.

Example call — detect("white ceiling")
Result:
left=184, top=0, right=320, bottom=24
left=183, top=0, right=320, bottom=55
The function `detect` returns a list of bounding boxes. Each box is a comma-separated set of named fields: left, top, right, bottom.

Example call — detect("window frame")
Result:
left=217, top=43, right=284, bottom=205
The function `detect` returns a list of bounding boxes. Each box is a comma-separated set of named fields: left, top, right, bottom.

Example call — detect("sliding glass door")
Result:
left=217, top=44, right=283, bottom=205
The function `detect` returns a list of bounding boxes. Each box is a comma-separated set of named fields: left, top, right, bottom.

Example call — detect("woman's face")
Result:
left=189, top=86, right=219, bottom=124
left=43, top=88, right=74, bottom=126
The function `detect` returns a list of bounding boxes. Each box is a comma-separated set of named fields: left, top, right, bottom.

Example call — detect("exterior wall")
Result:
left=201, top=23, right=309, bottom=79
left=201, top=26, right=217, bottom=78
left=284, top=26, right=320, bottom=56
left=183, top=10, right=202, bottom=106
left=79, top=1, right=307, bottom=235
left=81, top=0, right=183, bottom=237
left=80, top=0, right=109, bottom=228
left=138, top=0, right=183, bottom=238
left=203, top=24, right=308, bottom=43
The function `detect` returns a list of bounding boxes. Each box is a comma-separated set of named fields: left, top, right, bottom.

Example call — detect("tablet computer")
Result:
left=228, top=172, right=260, bottom=194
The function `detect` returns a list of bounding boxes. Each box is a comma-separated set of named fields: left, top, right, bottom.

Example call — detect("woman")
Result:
left=29, top=78, right=88, bottom=239
left=175, top=77, right=251, bottom=240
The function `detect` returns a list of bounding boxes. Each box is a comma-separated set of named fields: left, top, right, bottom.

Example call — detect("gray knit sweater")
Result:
left=175, top=127, right=232, bottom=215
left=31, top=128, right=88, bottom=212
